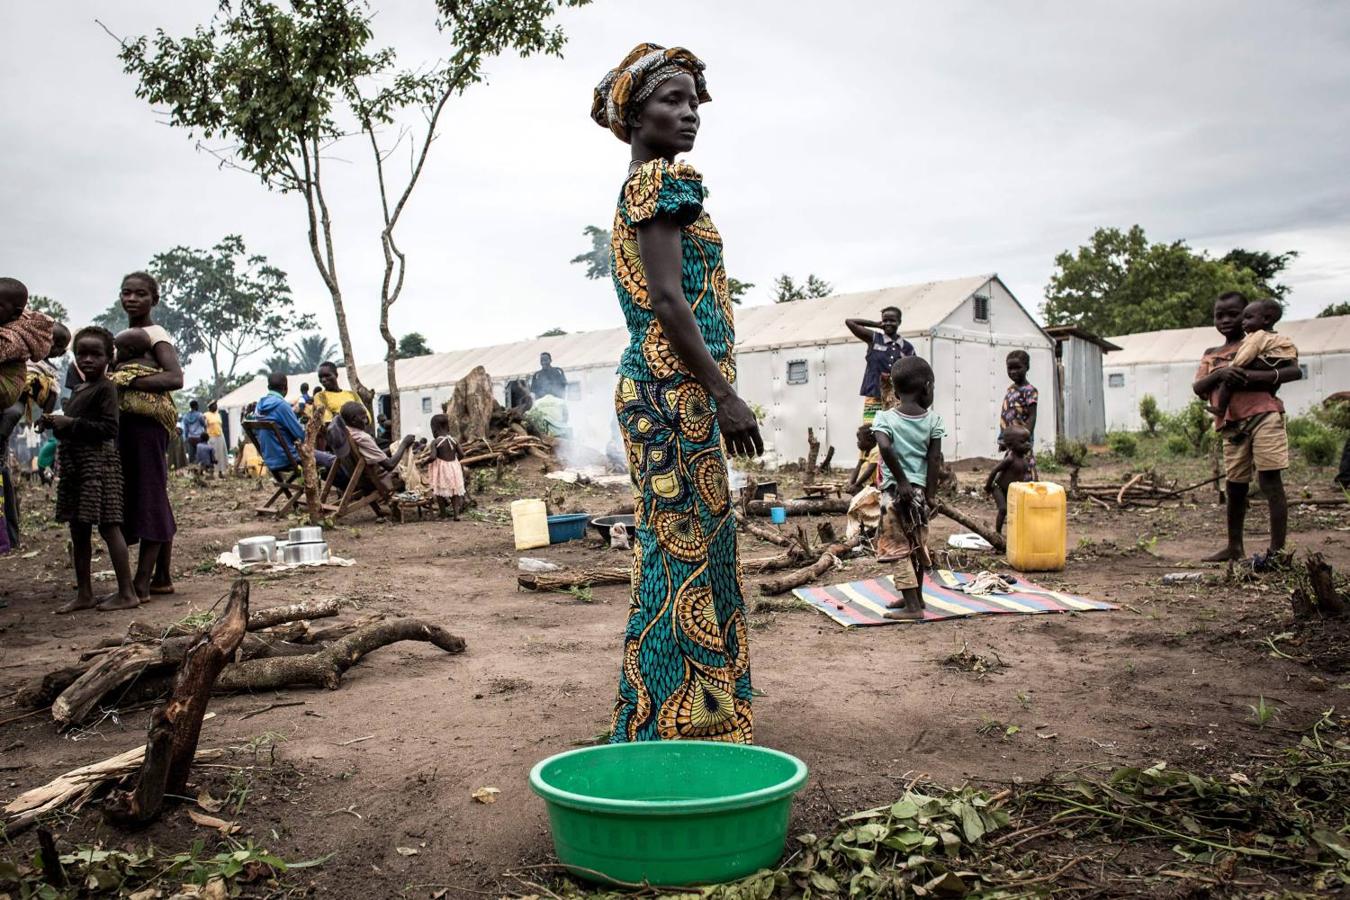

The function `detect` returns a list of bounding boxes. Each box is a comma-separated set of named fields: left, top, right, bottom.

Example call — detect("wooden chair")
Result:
left=316, top=418, right=383, bottom=522
left=242, top=418, right=307, bottom=518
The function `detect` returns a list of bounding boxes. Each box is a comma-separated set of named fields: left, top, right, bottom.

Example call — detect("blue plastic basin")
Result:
left=548, top=513, right=591, bottom=544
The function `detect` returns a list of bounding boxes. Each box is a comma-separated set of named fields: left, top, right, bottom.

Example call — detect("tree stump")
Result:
left=105, top=579, right=250, bottom=828
left=805, top=428, right=820, bottom=485
left=1305, top=552, right=1347, bottom=618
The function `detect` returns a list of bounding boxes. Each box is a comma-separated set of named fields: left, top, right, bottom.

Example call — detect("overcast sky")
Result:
left=3, top=1, right=1348, bottom=387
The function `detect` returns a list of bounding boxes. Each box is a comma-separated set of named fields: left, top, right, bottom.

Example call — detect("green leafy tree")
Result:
left=1041, top=226, right=1267, bottom=336
left=538, top=328, right=567, bottom=337
left=1318, top=301, right=1350, bottom=318
left=397, top=332, right=432, bottom=359
left=728, top=277, right=754, bottom=306
left=1220, top=248, right=1298, bottom=300
left=114, top=0, right=589, bottom=434
left=773, top=273, right=833, bottom=303
left=97, top=236, right=311, bottom=397
left=570, top=225, right=611, bottom=280
left=28, top=295, right=69, bottom=322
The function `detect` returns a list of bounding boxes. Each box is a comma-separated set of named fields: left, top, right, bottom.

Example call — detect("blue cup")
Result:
left=769, top=506, right=787, bottom=525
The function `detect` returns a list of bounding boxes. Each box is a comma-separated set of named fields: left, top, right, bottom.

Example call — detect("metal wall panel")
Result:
left=1059, top=337, right=1107, bottom=443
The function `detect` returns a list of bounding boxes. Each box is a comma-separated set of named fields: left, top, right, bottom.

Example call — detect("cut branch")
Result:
left=211, top=619, right=465, bottom=694
left=932, top=500, right=1006, bottom=552
left=758, top=536, right=863, bottom=596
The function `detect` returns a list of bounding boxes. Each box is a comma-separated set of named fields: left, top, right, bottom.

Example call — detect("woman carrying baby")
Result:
left=113, top=272, right=182, bottom=599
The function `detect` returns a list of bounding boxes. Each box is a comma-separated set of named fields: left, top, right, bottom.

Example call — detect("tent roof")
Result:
left=1106, top=315, right=1350, bottom=366
left=219, top=273, right=1003, bottom=408
left=1042, top=325, right=1121, bottom=352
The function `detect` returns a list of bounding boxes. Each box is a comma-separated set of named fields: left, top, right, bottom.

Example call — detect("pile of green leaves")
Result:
left=536, top=717, right=1348, bottom=899
left=0, top=839, right=326, bottom=898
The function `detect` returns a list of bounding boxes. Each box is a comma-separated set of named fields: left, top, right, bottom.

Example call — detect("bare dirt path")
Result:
left=2, top=463, right=1346, bottom=897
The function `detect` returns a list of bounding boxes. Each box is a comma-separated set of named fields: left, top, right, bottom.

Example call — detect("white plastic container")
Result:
left=512, top=499, right=551, bottom=551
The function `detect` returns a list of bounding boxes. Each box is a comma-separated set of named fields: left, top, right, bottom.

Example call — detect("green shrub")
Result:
left=1285, top=416, right=1320, bottom=443
left=1294, top=428, right=1340, bottom=467
left=1107, top=432, right=1138, bottom=457
left=1139, top=395, right=1162, bottom=435
left=1054, top=440, right=1089, bottom=468
left=1160, top=399, right=1214, bottom=455
left=1165, top=434, right=1191, bottom=456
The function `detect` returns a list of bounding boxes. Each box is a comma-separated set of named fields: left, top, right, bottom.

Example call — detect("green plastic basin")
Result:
left=529, top=742, right=808, bottom=887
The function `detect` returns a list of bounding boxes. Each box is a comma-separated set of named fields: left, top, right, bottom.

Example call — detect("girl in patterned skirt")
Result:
left=40, top=327, right=138, bottom=613
left=593, top=44, right=764, bottom=743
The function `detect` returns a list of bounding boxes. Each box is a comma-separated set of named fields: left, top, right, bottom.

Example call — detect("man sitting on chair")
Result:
left=254, top=372, right=335, bottom=473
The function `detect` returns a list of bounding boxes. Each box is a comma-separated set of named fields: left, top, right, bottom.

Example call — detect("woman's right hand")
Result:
left=716, top=394, right=764, bottom=458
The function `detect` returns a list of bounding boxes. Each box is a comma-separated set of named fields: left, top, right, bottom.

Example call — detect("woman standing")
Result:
left=593, top=44, right=763, bottom=744
left=116, top=272, right=182, bottom=598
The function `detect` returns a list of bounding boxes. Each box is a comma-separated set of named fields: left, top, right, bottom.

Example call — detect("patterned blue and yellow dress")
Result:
left=608, top=158, right=752, bottom=744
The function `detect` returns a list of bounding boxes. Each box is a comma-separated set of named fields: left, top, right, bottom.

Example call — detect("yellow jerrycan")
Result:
left=511, top=499, right=551, bottom=551
left=1005, top=482, right=1066, bottom=572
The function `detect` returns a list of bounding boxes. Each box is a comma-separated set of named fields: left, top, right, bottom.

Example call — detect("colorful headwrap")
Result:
left=591, top=43, right=710, bottom=143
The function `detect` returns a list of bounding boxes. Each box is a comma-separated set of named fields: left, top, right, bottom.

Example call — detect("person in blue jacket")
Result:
left=253, top=373, right=335, bottom=472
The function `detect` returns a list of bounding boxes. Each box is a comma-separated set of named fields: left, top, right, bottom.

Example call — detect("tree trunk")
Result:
left=820, top=445, right=835, bottom=475
left=299, top=407, right=323, bottom=525
left=932, top=499, right=1006, bottom=552
left=105, top=579, right=249, bottom=828
left=448, top=367, right=496, bottom=443
left=804, top=428, right=820, bottom=485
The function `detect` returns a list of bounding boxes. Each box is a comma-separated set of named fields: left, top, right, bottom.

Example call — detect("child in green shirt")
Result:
left=871, top=357, right=946, bottom=620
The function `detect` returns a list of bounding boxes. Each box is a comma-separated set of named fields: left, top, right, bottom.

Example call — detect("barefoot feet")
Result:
left=97, top=591, right=141, bottom=611
left=56, top=594, right=97, bottom=614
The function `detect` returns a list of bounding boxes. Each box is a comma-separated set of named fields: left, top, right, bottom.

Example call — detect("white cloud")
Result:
left=2, top=0, right=1347, bottom=390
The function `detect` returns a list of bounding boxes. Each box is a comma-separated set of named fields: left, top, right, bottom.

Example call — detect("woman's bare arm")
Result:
left=637, top=217, right=762, bottom=457
left=131, top=342, right=184, bottom=392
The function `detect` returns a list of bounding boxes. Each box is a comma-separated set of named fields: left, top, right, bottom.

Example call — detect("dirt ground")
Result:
left=2, top=450, right=1348, bottom=898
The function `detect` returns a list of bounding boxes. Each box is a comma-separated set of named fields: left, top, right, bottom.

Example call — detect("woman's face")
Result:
left=120, top=278, right=156, bottom=320
left=318, top=367, right=340, bottom=392
left=632, top=73, right=700, bottom=155
left=74, top=335, right=110, bottom=379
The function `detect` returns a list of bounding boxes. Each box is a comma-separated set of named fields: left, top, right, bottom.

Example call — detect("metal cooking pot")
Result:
left=282, top=541, right=329, bottom=564
left=288, top=526, right=324, bottom=544
left=236, top=536, right=277, bottom=563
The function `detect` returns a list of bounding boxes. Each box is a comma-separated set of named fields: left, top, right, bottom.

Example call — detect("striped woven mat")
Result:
left=793, top=570, right=1117, bottom=627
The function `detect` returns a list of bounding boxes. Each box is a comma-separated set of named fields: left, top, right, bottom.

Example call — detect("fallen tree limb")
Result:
left=53, top=644, right=162, bottom=728
left=932, top=500, right=1006, bottom=552
left=15, top=667, right=86, bottom=710
left=517, top=567, right=629, bottom=592
left=3, top=739, right=222, bottom=838
left=741, top=553, right=802, bottom=574
left=746, top=497, right=851, bottom=516
left=246, top=598, right=342, bottom=631
left=759, top=535, right=863, bottom=596
left=105, top=580, right=249, bottom=828
left=211, top=619, right=466, bottom=694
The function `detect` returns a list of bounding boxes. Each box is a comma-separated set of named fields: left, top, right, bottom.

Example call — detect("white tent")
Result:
left=221, top=273, right=1057, bottom=464
left=1103, top=315, right=1350, bottom=431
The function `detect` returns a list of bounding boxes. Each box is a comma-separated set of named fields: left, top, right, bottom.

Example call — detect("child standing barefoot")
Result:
left=872, top=357, right=946, bottom=621
left=427, top=414, right=466, bottom=520
left=984, top=424, right=1035, bottom=532
left=40, top=327, right=138, bottom=612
